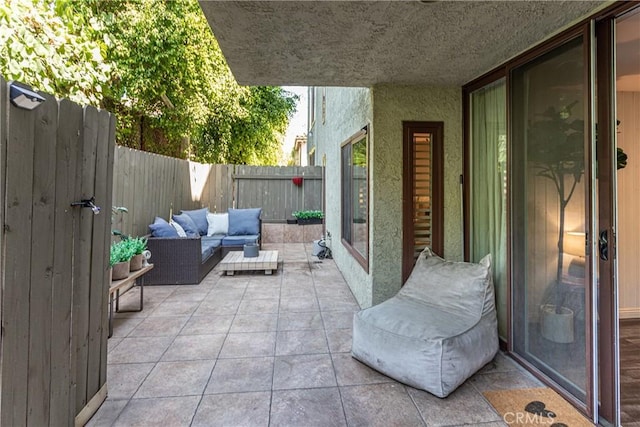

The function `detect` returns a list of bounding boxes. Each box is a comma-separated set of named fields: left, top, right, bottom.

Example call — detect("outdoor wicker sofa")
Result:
left=144, top=208, right=262, bottom=285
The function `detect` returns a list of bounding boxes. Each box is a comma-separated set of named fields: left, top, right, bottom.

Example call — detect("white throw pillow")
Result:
left=207, top=212, right=229, bottom=236
left=170, top=220, right=187, bottom=237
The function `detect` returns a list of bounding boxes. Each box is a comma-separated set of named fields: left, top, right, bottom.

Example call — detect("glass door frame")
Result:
left=595, top=3, right=640, bottom=425
left=461, top=2, right=639, bottom=423
left=506, top=22, right=596, bottom=420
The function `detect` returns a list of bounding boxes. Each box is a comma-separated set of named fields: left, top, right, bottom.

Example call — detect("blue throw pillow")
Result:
left=181, top=208, right=209, bottom=236
left=228, top=208, right=262, bottom=236
left=149, top=217, right=178, bottom=237
left=172, top=213, right=200, bottom=238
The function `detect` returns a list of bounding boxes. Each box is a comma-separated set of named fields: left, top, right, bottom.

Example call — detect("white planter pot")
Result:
left=540, top=304, right=574, bottom=343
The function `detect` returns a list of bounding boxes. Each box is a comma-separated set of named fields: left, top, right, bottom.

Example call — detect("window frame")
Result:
left=341, top=126, right=369, bottom=272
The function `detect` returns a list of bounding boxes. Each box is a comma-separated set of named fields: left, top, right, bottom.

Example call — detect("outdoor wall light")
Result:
left=9, top=83, right=45, bottom=111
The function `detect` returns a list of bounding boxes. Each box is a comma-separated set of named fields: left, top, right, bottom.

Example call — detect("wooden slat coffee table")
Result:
left=220, top=250, right=278, bottom=275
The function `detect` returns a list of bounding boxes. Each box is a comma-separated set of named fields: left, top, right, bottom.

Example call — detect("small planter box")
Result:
left=297, top=218, right=323, bottom=225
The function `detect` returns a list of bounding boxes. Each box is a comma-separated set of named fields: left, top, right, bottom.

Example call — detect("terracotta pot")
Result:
left=111, top=261, right=130, bottom=281
left=130, top=254, right=143, bottom=271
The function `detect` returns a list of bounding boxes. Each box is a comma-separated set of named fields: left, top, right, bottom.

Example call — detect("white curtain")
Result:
left=470, top=79, right=507, bottom=339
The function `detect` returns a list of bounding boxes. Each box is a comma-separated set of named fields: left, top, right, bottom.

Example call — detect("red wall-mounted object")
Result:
left=292, top=176, right=303, bottom=187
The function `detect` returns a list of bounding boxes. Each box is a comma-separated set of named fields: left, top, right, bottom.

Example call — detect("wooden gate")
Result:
left=0, top=78, right=115, bottom=426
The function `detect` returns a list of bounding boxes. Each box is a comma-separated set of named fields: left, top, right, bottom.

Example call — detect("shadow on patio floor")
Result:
left=89, top=243, right=541, bottom=426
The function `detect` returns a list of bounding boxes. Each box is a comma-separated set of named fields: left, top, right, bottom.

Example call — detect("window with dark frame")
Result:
left=341, top=126, right=369, bottom=270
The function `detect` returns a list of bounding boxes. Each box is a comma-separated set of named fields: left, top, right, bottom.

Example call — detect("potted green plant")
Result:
left=123, top=237, right=148, bottom=271
left=110, top=240, right=132, bottom=280
left=529, top=102, right=627, bottom=342
left=293, top=210, right=324, bottom=225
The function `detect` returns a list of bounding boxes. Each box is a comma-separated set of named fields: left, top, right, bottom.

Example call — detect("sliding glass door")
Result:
left=511, top=32, right=593, bottom=411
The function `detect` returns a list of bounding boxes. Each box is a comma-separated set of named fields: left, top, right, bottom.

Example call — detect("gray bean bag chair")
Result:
left=351, top=248, right=498, bottom=398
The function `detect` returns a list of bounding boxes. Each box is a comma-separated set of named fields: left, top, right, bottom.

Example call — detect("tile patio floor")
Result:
left=89, top=243, right=543, bottom=427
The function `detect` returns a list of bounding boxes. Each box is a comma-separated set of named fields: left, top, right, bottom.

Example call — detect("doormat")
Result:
left=483, top=387, right=594, bottom=426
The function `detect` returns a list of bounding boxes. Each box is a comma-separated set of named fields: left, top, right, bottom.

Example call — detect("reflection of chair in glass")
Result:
left=351, top=248, right=498, bottom=398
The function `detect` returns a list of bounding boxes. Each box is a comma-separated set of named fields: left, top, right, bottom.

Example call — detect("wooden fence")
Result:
left=0, top=78, right=115, bottom=426
left=112, top=147, right=323, bottom=238
left=234, top=165, right=323, bottom=221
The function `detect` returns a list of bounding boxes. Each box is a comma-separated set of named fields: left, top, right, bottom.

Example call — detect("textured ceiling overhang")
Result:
left=199, top=0, right=609, bottom=87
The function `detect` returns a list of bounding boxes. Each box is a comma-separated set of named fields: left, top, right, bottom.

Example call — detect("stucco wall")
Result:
left=370, top=85, right=463, bottom=305
left=308, top=85, right=462, bottom=308
left=308, top=87, right=374, bottom=308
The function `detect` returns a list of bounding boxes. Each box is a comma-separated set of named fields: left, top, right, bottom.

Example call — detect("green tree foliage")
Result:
left=193, top=86, right=297, bottom=165
left=0, top=0, right=112, bottom=106
left=1, top=0, right=297, bottom=164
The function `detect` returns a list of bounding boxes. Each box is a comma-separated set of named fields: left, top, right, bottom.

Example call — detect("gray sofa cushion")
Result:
left=149, top=217, right=178, bottom=237
left=221, top=234, right=260, bottom=247
left=182, top=208, right=210, bottom=236
left=172, top=213, right=200, bottom=238
left=228, top=208, right=261, bottom=236
left=351, top=247, right=498, bottom=398
left=201, top=236, right=222, bottom=262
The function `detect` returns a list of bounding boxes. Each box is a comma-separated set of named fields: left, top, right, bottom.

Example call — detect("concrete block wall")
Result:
left=262, top=223, right=324, bottom=244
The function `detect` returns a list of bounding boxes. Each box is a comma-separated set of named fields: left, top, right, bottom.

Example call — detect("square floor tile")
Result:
left=108, top=336, right=174, bottom=364
left=192, top=392, right=271, bottom=427
left=161, top=334, right=226, bottom=361
left=219, top=332, right=276, bottom=358
left=194, top=299, right=241, bottom=316
left=279, top=297, right=319, bottom=313
left=275, top=329, right=328, bottom=356
left=134, top=360, right=215, bottom=398
left=277, top=312, right=324, bottom=331
left=148, top=300, right=200, bottom=317
left=111, top=316, right=144, bottom=338
left=180, top=315, right=234, bottom=335
left=164, top=289, right=210, bottom=303
left=108, top=337, right=123, bottom=354
left=318, top=297, right=360, bottom=312
left=271, top=388, right=346, bottom=427
left=113, top=396, right=200, bottom=427
left=273, top=354, right=336, bottom=390
left=237, top=298, right=280, bottom=314
left=128, top=316, right=189, bottom=337
left=326, top=328, right=352, bottom=353
left=478, top=351, right=522, bottom=374
left=332, top=353, right=394, bottom=386
left=243, top=285, right=281, bottom=299
left=107, top=363, right=155, bottom=399
left=86, top=399, right=128, bottom=427
left=322, top=311, right=355, bottom=330
left=230, top=314, right=278, bottom=333
left=280, top=285, right=316, bottom=299
left=469, top=371, right=543, bottom=392
left=408, top=383, right=502, bottom=426
left=205, top=357, right=274, bottom=394
left=341, top=383, right=424, bottom=427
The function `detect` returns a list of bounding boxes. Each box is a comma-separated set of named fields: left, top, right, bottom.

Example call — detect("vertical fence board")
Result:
left=26, top=93, right=58, bottom=426
left=101, top=116, right=116, bottom=386
left=0, top=79, right=4, bottom=421
left=113, top=147, right=126, bottom=237
left=50, top=99, right=82, bottom=426
left=0, top=79, right=5, bottom=388
left=86, top=108, right=110, bottom=402
left=74, top=106, right=99, bottom=410
left=1, top=91, right=36, bottom=427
